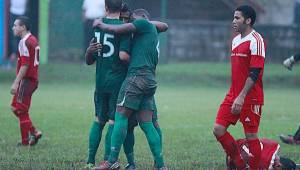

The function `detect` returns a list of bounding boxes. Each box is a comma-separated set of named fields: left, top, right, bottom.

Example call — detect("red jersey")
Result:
left=225, top=30, right=266, bottom=105
left=17, top=33, right=39, bottom=81
left=236, top=138, right=280, bottom=169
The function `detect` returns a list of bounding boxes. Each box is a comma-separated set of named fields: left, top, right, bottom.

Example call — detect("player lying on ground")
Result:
left=226, top=138, right=297, bottom=170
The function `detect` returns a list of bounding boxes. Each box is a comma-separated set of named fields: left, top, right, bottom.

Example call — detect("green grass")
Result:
left=0, top=62, right=299, bottom=169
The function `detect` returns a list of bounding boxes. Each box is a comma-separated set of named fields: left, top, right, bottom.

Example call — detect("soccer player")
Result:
left=83, top=0, right=131, bottom=169
left=283, top=53, right=300, bottom=70
left=93, top=9, right=168, bottom=170
left=213, top=5, right=266, bottom=170
left=226, top=138, right=297, bottom=170
left=10, top=16, right=42, bottom=146
left=116, top=6, right=164, bottom=170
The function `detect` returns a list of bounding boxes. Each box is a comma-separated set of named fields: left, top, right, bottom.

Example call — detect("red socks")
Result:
left=248, top=138, right=261, bottom=170
left=217, top=132, right=245, bottom=170
left=18, top=113, right=35, bottom=145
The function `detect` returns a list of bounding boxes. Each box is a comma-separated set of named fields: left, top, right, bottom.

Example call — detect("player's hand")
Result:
left=87, top=38, right=102, bottom=54
left=93, top=18, right=104, bottom=28
left=231, top=95, right=244, bottom=115
left=10, top=83, right=18, bottom=95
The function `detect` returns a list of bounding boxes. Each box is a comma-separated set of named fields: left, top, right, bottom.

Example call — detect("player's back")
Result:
left=129, top=19, right=159, bottom=75
left=94, top=18, right=130, bottom=91
left=17, top=33, right=39, bottom=81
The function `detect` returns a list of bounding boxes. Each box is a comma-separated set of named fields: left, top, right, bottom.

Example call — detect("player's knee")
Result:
left=116, top=106, right=133, bottom=117
left=116, top=106, right=126, bottom=113
left=137, top=110, right=153, bottom=123
left=213, top=124, right=226, bottom=137
left=11, top=106, right=18, bottom=116
left=11, top=106, right=25, bottom=117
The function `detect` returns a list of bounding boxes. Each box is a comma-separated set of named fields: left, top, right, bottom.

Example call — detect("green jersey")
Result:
left=129, top=19, right=159, bottom=75
left=93, top=18, right=131, bottom=92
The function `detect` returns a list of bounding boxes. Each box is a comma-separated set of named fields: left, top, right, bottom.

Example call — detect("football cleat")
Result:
left=34, top=130, right=42, bottom=139
left=279, top=134, right=300, bottom=145
left=28, top=130, right=42, bottom=146
left=125, top=163, right=136, bottom=170
left=283, top=56, right=295, bottom=71
left=93, top=161, right=120, bottom=170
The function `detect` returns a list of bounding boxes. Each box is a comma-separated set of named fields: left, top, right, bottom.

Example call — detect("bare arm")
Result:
left=231, top=77, right=255, bottom=114
left=93, top=19, right=137, bottom=34
left=85, top=38, right=102, bottom=65
left=11, top=65, right=29, bottom=95
left=150, top=21, right=168, bottom=33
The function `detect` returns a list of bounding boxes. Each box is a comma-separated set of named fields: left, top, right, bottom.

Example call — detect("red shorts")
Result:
left=215, top=103, right=262, bottom=133
left=11, top=78, right=38, bottom=113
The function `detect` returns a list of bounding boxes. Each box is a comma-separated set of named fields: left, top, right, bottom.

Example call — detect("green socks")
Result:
left=103, top=124, right=114, bottom=160
left=140, top=122, right=164, bottom=168
left=108, top=112, right=128, bottom=163
left=87, top=121, right=103, bottom=164
left=123, top=129, right=135, bottom=165
left=154, top=123, right=162, bottom=149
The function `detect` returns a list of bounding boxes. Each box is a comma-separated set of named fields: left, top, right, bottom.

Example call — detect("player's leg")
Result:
left=107, top=106, right=133, bottom=164
left=102, top=90, right=124, bottom=162
left=213, top=103, right=245, bottom=169
left=137, top=108, right=166, bottom=169
left=85, top=117, right=106, bottom=168
left=11, top=79, right=39, bottom=145
left=103, top=120, right=114, bottom=161
left=153, top=108, right=162, bottom=148
left=241, top=105, right=262, bottom=170
left=86, top=92, right=108, bottom=166
left=95, top=76, right=146, bottom=170
left=95, top=106, right=133, bottom=170
left=123, top=114, right=137, bottom=169
left=283, top=53, right=300, bottom=70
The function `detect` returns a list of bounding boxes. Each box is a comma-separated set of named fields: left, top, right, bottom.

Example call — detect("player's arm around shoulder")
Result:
left=93, top=18, right=136, bottom=34
left=150, top=21, right=168, bottom=33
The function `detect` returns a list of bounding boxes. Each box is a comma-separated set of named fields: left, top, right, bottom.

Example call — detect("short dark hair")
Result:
left=16, top=16, right=31, bottom=31
left=235, top=5, right=256, bottom=26
left=133, top=8, right=150, bottom=20
left=280, top=157, right=296, bottom=170
left=105, top=0, right=122, bottom=13
left=121, top=3, right=131, bottom=13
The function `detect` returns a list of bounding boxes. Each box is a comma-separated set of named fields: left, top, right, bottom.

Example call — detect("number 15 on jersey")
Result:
left=95, top=31, right=115, bottom=58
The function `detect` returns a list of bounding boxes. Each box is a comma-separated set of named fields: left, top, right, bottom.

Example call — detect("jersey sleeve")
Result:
left=119, top=33, right=131, bottom=54
left=250, top=36, right=266, bottom=68
left=19, top=40, right=31, bottom=65
left=132, top=19, right=151, bottom=33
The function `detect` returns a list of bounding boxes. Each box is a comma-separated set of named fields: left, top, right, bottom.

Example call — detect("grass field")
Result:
left=0, top=62, right=299, bottom=170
